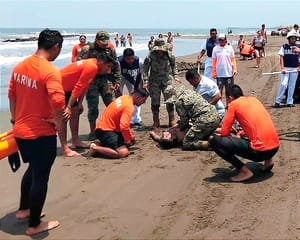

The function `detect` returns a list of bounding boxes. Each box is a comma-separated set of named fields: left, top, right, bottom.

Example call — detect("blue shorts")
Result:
left=95, top=129, right=125, bottom=149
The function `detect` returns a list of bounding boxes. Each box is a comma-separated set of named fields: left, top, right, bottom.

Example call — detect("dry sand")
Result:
left=0, top=35, right=300, bottom=240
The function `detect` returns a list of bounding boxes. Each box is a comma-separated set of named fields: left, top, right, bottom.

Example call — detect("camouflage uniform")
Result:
left=77, top=31, right=121, bottom=130
left=165, top=85, right=220, bottom=150
left=143, top=39, right=178, bottom=127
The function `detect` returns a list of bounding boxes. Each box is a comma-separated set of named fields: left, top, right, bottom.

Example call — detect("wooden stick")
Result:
left=262, top=70, right=299, bottom=75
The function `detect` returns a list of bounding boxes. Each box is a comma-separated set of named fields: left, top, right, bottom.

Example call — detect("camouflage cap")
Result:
left=164, top=85, right=177, bottom=103
left=95, top=31, right=110, bottom=44
left=152, top=39, right=168, bottom=51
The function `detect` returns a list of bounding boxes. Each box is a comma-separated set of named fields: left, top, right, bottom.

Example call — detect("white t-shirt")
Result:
left=194, top=75, right=225, bottom=118
left=212, top=44, right=235, bottom=77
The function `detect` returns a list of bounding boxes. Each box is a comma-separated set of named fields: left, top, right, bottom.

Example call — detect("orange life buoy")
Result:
left=0, top=130, right=19, bottom=160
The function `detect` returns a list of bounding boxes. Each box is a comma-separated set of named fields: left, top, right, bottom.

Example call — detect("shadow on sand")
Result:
left=204, top=162, right=274, bottom=184
left=0, top=210, right=49, bottom=239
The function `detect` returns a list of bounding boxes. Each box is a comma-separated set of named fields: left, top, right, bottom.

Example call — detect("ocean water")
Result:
left=0, top=27, right=274, bottom=111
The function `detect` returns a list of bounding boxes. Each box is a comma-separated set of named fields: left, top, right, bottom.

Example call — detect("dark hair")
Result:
left=227, top=84, right=244, bottom=99
left=97, top=54, right=115, bottom=64
left=79, top=34, right=86, bottom=40
left=185, top=69, right=199, bottom=81
left=123, top=48, right=135, bottom=57
left=210, top=28, right=217, bottom=33
left=158, top=132, right=178, bottom=149
left=133, top=87, right=149, bottom=97
left=38, top=29, right=63, bottom=50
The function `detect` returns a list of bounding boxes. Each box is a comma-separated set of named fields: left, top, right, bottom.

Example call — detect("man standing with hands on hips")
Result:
left=8, top=29, right=65, bottom=236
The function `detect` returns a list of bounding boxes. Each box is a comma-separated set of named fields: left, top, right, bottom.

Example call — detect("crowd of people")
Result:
left=114, top=32, right=133, bottom=47
left=5, top=23, right=300, bottom=235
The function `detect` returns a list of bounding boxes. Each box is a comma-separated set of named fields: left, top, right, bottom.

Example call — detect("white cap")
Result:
left=287, top=30, right=299, bottom=39
left=218, top=33, right=226, bottom=40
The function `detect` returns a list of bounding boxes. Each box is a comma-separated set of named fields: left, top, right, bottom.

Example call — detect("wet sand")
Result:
left=1, top=35, right=300, bottom=239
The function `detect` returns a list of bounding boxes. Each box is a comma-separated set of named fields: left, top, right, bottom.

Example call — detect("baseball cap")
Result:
left=95, top=31, right=110, bottom=44
left=218, top=33, right=226, bottom=40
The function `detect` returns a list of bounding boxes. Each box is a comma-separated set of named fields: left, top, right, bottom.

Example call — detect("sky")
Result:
left=0, top=0, right=299, bottom=29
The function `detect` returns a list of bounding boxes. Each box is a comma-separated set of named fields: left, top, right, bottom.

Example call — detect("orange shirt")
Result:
left=241, top=43, right=254, bottom=55
left=108, top=42, right=116, bottom=50
left=221, top=96, right=280, bottom=151
left=8, top=54, right=65, bottom=139
left=71, top=43, right=85, bottom=62
left=96, top=95, right=134, bottom=142
left=61, top=58, right=98, bottom=99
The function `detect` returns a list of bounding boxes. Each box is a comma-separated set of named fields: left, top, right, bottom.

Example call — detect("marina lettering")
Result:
left=13, top=72, right=37, bottom=90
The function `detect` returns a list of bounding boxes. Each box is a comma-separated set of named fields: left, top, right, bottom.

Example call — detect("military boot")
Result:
left=168, top=113, right=177, bottom=127
left=152, top=114, right=160, bottom=129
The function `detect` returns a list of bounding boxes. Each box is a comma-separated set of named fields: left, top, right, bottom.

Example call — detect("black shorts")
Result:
left=254, top=46, right=263, bottom=51
left=216, top=76, right=234, bottom=94
left=65, top=91, right=79, bottom=107
left=95, top=129, right=125, bottom=149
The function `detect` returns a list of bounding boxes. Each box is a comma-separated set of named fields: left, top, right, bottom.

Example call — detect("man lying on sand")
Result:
left=163, top=85, right=220, bottom=150
left=149, top=125, right=210, bottom=150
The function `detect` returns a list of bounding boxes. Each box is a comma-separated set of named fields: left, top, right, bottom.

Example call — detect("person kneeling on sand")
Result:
left=59, top=56, right=114, bottom=157
left=86, top=87, right=149, bottom=159
left=163, top=85, right=220, bottom=150
left=209, top=84, right=280, bottom=182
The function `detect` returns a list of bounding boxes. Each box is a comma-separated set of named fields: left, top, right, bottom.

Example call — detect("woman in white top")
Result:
left=252, top=31, right=265, bottom=68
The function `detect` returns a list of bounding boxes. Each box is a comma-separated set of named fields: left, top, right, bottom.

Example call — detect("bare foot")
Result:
left=26, top=220, right=60, bottom=236
left=70, top=142, right=89, bottom=149
left=16, top=209, right=45, bottom=219
left=230, top=166, right=254, bottom=182
left=85, top=143, right=97, bottom=157
left=63, top=149, right=80, bottom=157
left=262, top=159, right=274, bottom=172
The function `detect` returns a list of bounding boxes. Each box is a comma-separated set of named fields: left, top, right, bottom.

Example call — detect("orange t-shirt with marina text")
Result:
left=96, top=95, right=134, bottom=142
left=8, top=54, right=65, bottom=139
left=61, top=58, right=98, bottom=99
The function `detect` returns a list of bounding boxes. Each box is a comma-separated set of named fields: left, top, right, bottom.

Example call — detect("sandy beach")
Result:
left=1, top=35, right=300, bottom=240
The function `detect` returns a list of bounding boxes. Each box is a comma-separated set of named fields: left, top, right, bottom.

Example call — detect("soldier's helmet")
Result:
left=152, top=39, right=168, bottom=51
left=164, top=85, right=177, bottom=103
left=95, top=31, right=110, bottom=44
